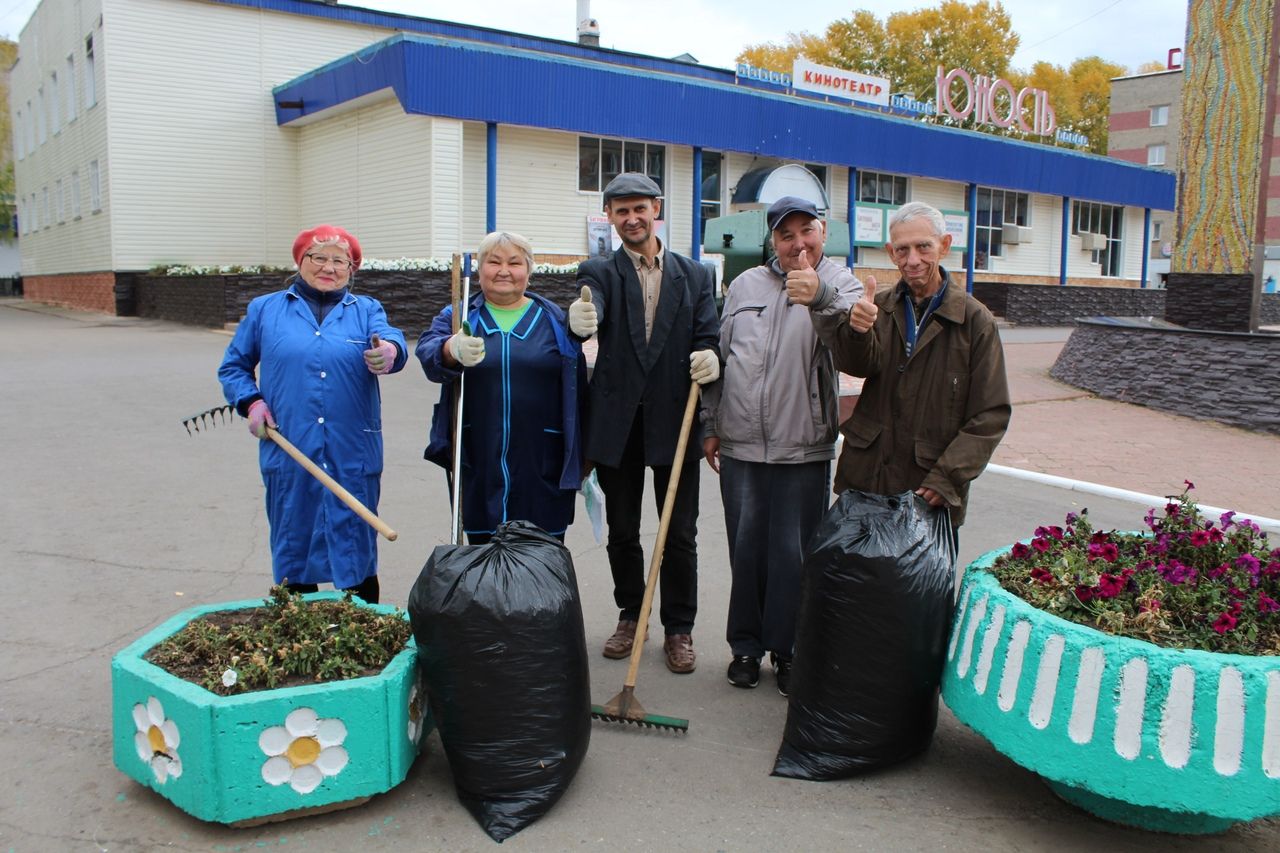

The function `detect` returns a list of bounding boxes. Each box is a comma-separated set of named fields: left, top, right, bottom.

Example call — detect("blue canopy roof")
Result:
left=270, top=29, right=1174, bottom=211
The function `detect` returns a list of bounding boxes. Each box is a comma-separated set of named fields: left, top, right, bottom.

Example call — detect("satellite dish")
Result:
left=1160, top=241, right=1172, bottom=258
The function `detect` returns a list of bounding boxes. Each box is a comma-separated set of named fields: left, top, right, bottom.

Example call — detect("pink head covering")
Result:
left=292, top=224, right=362, bottom=270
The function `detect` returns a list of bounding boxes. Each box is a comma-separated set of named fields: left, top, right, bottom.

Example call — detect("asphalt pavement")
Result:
left=1, top=299, right=1277, bottom=851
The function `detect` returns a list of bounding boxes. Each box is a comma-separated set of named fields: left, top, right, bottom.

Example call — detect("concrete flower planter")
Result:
left=942, top=549, right=1280, bottom=834
left=111, top=593, right=428, bottom=825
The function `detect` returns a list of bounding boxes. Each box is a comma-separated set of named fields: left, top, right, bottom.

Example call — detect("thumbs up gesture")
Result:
left=569, top=284, right=598, bottom=337
left=849, top=275, right=878, bottom=333
left=784, top=248, right=820, bottom=306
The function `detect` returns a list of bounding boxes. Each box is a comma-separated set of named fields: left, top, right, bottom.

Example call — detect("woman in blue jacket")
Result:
left=219, top=225, right=408, bottom=602
left=418, top=231, right=586, bottom=543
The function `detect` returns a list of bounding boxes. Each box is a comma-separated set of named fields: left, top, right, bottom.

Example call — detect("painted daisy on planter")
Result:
left=131, top=697, right=182, bottom=784
left=942, top=484, right=1280, bottom=834
left=259, top=708, right=349, bottom=794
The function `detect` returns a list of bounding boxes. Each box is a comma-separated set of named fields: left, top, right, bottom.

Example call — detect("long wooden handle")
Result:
left=266, top=427, right=398, bottom=542
left=624, top=382, right=702, bottom=688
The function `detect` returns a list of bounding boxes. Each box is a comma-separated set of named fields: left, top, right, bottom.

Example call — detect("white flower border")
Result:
left=162, top=258, right=581, bottom=276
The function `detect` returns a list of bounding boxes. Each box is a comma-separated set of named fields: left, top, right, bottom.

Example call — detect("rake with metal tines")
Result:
left=589, top=382, right=699, bottom=734
left=182, top=402, right=398, bottom=541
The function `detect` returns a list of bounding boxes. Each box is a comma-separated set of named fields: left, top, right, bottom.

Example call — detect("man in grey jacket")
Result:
left=701, top=196, right=861, bottom=694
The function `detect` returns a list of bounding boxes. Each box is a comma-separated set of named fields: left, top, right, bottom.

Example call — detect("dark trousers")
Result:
left=595, top=412, right=700, bottom=635
left=721, top=457, right=830, bottom=659
left=286, top=574, right=380, bottom=604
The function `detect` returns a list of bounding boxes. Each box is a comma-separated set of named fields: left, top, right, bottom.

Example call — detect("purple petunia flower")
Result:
left=1259, top=593, right=1280, bottom=614
left=1212, top=612, right=1238, bottom=634
left=1010, top=542, right=1031, bottom=559
left=1220, top=510, right=1236, bottom=528
left=1184, top=479, right=1195, bottom=490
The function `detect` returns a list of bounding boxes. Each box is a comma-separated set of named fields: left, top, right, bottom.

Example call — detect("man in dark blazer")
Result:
left=569, top=172, right=721, bottom=674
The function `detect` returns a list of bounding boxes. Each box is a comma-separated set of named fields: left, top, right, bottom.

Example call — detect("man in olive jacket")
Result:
left=813, top=201, right=1010, bottom=531
left=568, top=172, right=721, bottom=673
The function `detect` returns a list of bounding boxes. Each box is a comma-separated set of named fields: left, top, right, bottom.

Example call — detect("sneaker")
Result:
left=663, top=633, right=696, bottom=673
left=727, top=655, right=761, bottom=688
left=771, top=653, right=793, bottom=697
left=603, top=619, right=639, bottom=659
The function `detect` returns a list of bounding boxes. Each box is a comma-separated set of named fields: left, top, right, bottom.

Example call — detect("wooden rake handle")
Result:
left=624, top=381, right=701, bottom=689
left=266, top=427, right=398, bottom=541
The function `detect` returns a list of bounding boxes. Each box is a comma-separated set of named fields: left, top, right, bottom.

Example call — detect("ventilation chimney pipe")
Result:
left=577, top=0, right=600, bottom=46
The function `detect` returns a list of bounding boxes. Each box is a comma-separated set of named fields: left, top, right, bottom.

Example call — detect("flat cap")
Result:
left=766, top=196, right=820, bottom=231
left=603, top=172, right=662, bottom=204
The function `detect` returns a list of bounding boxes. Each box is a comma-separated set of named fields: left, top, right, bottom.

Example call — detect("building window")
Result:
left=71, top=170, right=82, bottom=218
left=36, top=88, right=46, bottom=144
left=89, top=160, right=101, bottom=212
left=972, top=187, right=1029, bottom=270
left=858, top=170, right=908, bottom=205
left=578, top=136, right=666, bottom=198
left=65, top=55, right=77, bottom=124
left=49, top=73, right=60, bottom=135
left=25, top=100, right=34, bottom=152
left=1072, top=200, right=1123, bottom=277
left=85, top=34, right=97, bottom=108
left=14, top=110, right=22, bottom=159
left=1150, top=104, right=1169, bottom=127
left=55, top=179, right=64, bottom=223
left=700, top=150, right=723, bottom=237
left=1152, top=221, right=1163, bottom=241
left=42, top=186, right=50, bottom=228
left=1147, top=144, right=1166, bottom=166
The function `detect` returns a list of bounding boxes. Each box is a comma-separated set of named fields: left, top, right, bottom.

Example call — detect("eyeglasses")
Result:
left=304, top=253, right=353, bottom=270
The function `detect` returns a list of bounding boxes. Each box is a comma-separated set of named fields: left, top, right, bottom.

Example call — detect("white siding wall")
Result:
left=297, top=96, right=436, bottom=259
left=492, top=126, right=597, bottom=256
left=461, top=122, right=488, bottom=252
left=13, top=0, right=110, bottom=274
left=101, top=0, right=395, bottom=269
left=993, top=194, right=1059, bottom=277
left=1122, top=207, right=1146, bottom=281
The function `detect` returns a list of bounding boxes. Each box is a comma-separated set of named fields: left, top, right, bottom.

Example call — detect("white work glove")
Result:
left=689, top=349, right=719, bottom=385
left=569, top=285, right=598, bottom=337
left=448, top=331, right=486, bottom=368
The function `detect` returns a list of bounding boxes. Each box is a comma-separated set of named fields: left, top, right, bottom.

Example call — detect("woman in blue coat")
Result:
left=418, top=231, right=586, bottom=543
left=219, top=225, right=408, bottom=602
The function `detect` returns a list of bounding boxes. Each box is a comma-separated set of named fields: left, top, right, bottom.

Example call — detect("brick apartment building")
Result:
left=1108, top=68, right=1182, bottom=282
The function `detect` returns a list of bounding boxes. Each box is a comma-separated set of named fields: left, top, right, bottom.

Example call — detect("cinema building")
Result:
left=12, top=0, right=1174, bottom=314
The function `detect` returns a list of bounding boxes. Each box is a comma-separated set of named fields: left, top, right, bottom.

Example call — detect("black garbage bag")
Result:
left=408, top=521, right=591, bottom=842
left=772, top=490, right=957, bottom=781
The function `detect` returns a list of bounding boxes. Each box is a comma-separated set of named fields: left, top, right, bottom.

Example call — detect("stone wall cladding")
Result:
left=1050, top=321, right=1280, bottom=435
left=135, top=271, right=582, bottom=340
left=973, top=282, right=1165, bottom=325
left=25, top=272, right=118, bottom=314
left=1165, top=273, right=1258, bottom=331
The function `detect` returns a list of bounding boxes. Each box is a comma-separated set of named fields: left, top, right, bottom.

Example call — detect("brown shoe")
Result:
left=663, top=633, right=696, bottom=674
left=603, top=619, right=639, bottom=659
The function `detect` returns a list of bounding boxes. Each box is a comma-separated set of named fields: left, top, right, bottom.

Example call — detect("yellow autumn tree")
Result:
left=736, top=3, right=1129, bottom=153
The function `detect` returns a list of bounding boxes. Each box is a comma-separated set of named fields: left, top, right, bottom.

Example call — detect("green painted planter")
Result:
left=942, top=548, right=1280, bottom=834
left=111, top=593, right=428, bottom=825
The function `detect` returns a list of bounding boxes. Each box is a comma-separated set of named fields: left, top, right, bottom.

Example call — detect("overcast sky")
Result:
left=2, top=0, right=1187, bottom=74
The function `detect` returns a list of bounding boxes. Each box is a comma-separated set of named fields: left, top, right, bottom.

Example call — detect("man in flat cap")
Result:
left=700, top=196, right=861, bottom=695
left=568, top=172, right=721, bottom=673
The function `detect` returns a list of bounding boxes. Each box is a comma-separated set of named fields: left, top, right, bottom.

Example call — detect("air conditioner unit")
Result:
left=1002, top=223, right=1032, bottom=244
left=1080, top=232, right=1107, bottom=251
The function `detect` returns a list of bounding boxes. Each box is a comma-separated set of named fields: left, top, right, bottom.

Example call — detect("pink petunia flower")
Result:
left=1010, top=542, right=1031, bottom=560
left=1031, top=537, right=1051, bottom=553
left=1097, top=574, right=1125, bottom=598
left=1190, top=530, right=1210, bottom=547
left=1212, top=612, right=1238, bottom=634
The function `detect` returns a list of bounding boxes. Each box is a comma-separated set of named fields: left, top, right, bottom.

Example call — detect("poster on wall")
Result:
left=586, top=216, right=616, bottom=259
left=942, top=212, right=969, bottom=251
left=854, top=207, right=884, bottom=244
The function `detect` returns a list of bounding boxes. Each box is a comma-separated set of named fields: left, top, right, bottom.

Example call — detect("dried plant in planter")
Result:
left=990, top=483, right=1280, bottom=656
left=145, top=586, right=412, bottom=695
